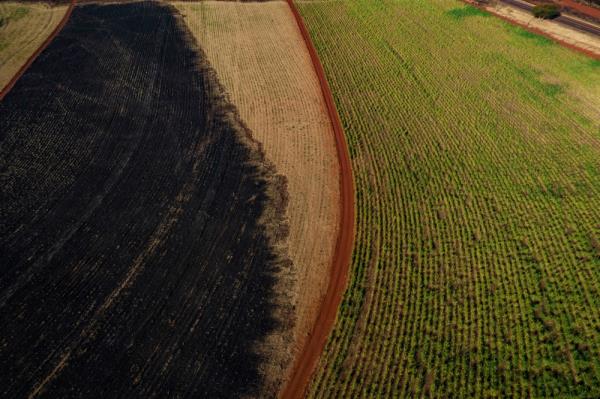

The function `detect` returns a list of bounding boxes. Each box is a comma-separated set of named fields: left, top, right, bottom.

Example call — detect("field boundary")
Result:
left=464, top=0, right=600, bottom=60
left=281, top=1, right=355, bottom=398
left=0, top=0, right=76, bottom=101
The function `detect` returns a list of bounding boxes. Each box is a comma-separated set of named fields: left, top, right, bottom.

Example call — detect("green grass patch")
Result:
left=518, top=66, right=563, bottom=97
left=505, top=24, right=554, bottom=46
left=588, top=59, right=600, bottom=69
left=541, top=82, right=563, bottom=96
left=11, top=7, right=30, bottom=21
left=565, top=57, right=600, bottom=79
left=446, top=5, right=490, bottom=20
left=0, top=6, right=30, bottom=26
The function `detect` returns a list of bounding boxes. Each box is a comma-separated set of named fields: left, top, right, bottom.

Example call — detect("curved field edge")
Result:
left=297, top=0, right=600, bottom=398
left=280, top=0, right=355, bottom=398
left=172, top=2, right=342, bottom=395
left=0, top=2, right=293, bottom=397
left=0, top=1, right=73, bottom=100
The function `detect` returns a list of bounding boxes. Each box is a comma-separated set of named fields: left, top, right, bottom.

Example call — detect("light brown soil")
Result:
left=0, top=2, right=68, bottom=93
left=174, top=1, right=341, bottom=396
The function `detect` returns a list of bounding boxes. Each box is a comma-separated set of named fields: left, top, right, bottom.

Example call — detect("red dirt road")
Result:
left=281, top=1, right=355, bottom=399
left=0, top=0, right=75, bottom=101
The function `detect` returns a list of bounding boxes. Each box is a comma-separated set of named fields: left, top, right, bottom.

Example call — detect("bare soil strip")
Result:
left=0, top=2, right=293, bottom=397
left=174, top=1, right=344, bottom=396
left=280, top=0, right=355, bottom=398
left=0, top=1, right=73, bottom=100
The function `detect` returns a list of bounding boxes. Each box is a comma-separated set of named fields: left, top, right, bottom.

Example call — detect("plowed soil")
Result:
left=0, top=2, right=293, bottom=397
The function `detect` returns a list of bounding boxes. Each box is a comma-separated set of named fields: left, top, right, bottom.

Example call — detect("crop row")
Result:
left=298, top=0, right=600, bottom=397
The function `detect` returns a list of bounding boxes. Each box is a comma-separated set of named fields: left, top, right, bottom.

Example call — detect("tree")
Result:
left=532, top=4, right=561, bottom=19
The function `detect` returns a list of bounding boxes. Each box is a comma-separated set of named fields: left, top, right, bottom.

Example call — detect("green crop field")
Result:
left=297, top=0, right=600, bottom=397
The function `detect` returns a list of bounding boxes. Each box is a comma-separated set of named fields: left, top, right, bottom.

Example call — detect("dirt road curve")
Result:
left=0, top=0, right=75, bottom=101
left=280, top=1, right=355, bottom=399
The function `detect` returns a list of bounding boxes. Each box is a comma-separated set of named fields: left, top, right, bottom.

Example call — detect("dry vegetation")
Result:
left=0, top=2, right=67, bottom=91
left=298, top=0, right=600, bottom=397
left=174, top=0, right=340, bottom=394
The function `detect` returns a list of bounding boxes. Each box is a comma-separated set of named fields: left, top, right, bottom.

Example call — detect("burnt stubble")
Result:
left=0, top=2, right=291, bottom=398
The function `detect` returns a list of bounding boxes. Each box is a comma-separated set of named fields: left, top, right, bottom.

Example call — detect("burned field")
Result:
left=175, top=2, right=343, bottom=392
left=0, top=2, right=293, bottom=398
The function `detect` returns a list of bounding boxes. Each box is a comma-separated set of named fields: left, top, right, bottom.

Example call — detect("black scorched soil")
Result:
left=0, top=2, right=292, bottom=398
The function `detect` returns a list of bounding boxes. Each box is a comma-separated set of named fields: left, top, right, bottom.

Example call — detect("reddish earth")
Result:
left=280, top=1, right=355, bottom=399
left=0, top=0, right=75, bottom=101
left=557, top=0, right=600, bottom=20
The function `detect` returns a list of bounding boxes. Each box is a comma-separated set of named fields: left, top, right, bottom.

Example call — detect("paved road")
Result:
left=557, top=14, right=600, bottom=35
left=502, top=0, right=535, bottom=11
left=500, top=0, right=600, bottom=36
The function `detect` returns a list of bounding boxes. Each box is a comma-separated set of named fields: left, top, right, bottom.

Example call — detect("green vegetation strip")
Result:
left=0, top=6, right=29, bottom=25
left=532, top=4, right=561, bottom=19
left=298, top=0, right=600, bottom=397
